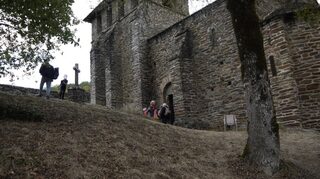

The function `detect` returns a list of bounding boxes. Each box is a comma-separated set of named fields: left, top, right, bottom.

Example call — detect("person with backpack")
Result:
left=159, top=103, right=171, bottom=124
left=59, top=75, right=68, bottom=99
left=38, top=60, right=55, bottom=99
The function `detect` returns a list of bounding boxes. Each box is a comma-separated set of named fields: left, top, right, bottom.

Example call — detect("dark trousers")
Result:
left=59, top=87, right=66, bottom=99
left=39, top=77, right=52, bottom=97
left=161, top=116, right=170, bottom=124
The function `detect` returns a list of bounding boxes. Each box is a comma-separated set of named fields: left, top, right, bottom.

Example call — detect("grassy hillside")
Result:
left=0, top=92, right=319, bottom=178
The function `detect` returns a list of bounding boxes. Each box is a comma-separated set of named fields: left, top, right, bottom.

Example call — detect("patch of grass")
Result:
left=0, top=92, right=319, bottom=178
left=0, top=105, right=44, bottom=122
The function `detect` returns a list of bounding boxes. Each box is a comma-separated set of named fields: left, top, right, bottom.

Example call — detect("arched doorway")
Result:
left=163, top=82, right=175, bottom=124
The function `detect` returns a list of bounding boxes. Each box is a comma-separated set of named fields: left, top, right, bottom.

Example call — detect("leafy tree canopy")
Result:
left=0, top=0, right=79, bottom=77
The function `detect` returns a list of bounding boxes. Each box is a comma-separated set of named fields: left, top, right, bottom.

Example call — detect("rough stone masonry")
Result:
left=84, top=0, right=320, bottom=130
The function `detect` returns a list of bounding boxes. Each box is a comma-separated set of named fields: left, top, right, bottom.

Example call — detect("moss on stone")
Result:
left=297, top=5, right=320, bottom=25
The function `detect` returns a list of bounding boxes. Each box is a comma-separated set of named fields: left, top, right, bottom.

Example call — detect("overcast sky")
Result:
left=0, top=0, right=318, bottom=89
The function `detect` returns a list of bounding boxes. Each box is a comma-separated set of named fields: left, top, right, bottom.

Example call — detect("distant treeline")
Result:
left=52, top=81, right=90, bottom=93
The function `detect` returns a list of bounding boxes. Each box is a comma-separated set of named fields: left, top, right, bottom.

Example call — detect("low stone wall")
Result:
left=0, top=84, right=90, bottom=103
left=68, top=88, right=90, bottom=103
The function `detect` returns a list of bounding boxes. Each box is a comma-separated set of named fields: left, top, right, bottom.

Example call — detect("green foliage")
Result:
left=297, top=5, right=320, bottom=25
left=0, top=104, right=44, bottom=121
left=52, top=81, right=90, bottom=93
left=51, top=84, right=59, bottom=92
left=79, top=81, right=91, bottom=92
left=0, top=0, right=80, bottom=77
left=68, top=81, right=91, bottom=92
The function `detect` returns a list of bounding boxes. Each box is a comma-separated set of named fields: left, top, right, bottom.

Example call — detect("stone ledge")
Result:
left=278, top=120, right=302, bottom=128
left=0, top=84, right=90, bottom=103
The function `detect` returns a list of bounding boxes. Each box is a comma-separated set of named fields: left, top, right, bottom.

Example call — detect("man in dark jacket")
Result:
left=59, top=75, right=68, bottom=99
left=38, top=60, right=54, bottom=99
left=159, top=103, right=171, bottom=124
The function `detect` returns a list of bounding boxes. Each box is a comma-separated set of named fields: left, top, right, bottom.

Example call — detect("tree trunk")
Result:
left=226, top=0, right=280, bottom=175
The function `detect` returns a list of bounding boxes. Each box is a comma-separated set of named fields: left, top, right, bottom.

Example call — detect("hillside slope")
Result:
left=0, top=92, right=319, bottom=178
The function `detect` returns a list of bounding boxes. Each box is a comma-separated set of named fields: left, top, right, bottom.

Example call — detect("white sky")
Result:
left=0, top=0, right=318, bottom=89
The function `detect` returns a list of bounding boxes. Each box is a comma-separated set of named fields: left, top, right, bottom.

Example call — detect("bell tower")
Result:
left=84, top=0, right=189, bottom=109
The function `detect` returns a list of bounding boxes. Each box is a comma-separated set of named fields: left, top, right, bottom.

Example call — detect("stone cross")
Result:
left=73, top=63, right=81, bottom=88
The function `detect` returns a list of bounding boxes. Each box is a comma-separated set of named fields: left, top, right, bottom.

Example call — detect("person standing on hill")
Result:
left=59, top=75, right=68, bottom=99
left=38, top=60, right=54, bottom=99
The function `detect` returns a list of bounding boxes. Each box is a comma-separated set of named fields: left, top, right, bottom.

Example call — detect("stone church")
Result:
left=84, top=0, right=320, bottom=129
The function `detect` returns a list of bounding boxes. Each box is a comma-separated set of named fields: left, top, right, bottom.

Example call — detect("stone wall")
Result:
left=255, top=0, right=282, bottom=20
left=148, top=1, right=320, bottom=130
left=148, top=0, right=247, bottom=129
left=91, top=42, right=106, bottom=106
left=86, top=0, right=320, bottom=130
left=148, top=0, right=189, bottom=15
left=68, top=88, right=90, bottom=103
left=288, top=16, right=320, bottom=129
left=87, top=0, right=188, bottom=43
left=88, top=0, right=188, bottom=111
left=262, top=10, right=320, bottom=129
left=255, top=0, right=318, bottom=20
left=148, top=27, right=191, bottom=126
left=262, top=16, right=301, bottom=125
left=0, top=84, right=56, bottom=96
left=0, top=84, right=90, bottom=103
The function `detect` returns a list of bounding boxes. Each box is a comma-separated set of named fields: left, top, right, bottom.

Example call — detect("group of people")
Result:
left=38, top=60, right=68, bottom=99
left=40, top=61, right=174, bottom=124
left=143, top=100, right=174, bottom=124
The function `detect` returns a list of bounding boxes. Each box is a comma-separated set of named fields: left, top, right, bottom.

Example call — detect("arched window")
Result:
left=269, top=56, right=277, bottom=76
left=97, top=14, right=102, bottom=33
left=163, top=82, right=173, bottom=102
left=210, top=28, right=216, bottom=46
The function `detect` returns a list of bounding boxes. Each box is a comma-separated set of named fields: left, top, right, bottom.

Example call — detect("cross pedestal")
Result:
left=68, top=63, right=89, bottom=102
